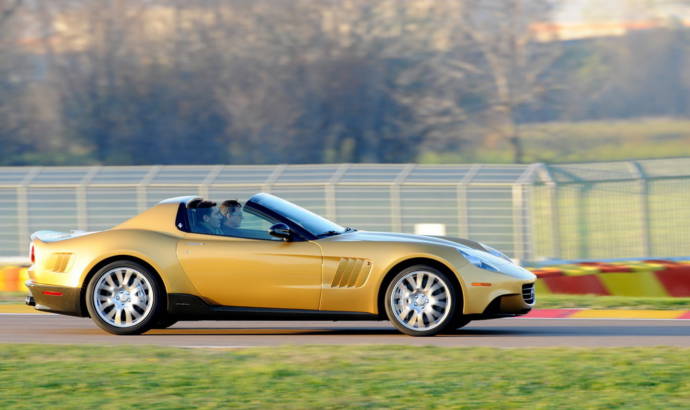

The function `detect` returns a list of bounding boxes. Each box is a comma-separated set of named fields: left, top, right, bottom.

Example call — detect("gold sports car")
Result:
left=26, top=193, right=535, bottom=336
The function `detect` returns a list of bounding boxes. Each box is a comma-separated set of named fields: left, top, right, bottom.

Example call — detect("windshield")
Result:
left=246, top=193, right=346, bottom=237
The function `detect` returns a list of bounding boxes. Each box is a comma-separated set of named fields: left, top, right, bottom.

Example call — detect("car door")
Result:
left=177, top=211, right=323, bottom=310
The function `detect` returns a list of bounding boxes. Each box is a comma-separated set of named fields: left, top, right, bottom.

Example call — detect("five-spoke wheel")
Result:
left=385, top=265, right=460, bottom=336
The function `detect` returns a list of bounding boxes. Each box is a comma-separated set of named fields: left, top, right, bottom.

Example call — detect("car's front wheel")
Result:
left=384, top=265, right=459, bottom=336
left=86, top=261, right=163, bottom=335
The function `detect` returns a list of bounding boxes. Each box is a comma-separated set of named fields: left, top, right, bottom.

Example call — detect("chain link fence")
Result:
left=2, top=159, right=690, bottom=262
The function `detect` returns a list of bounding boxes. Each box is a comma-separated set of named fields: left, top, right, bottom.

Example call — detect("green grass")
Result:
left=1, top=345, right=689, bottom=408
left=419, top=117, right=690, bottom=164
left=537, top=294, right=690, bottom=310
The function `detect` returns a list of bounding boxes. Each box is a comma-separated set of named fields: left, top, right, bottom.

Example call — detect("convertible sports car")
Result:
left=26, top=193, right=535, bottom=336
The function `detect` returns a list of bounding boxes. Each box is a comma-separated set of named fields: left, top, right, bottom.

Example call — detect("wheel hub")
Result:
left=115, top=289, right=131, bottom=303
left=412, top=293, right=429, bottom=309
left=391, top=270, right=451, bottom=331
left=94, top=267, right=153, bottom=328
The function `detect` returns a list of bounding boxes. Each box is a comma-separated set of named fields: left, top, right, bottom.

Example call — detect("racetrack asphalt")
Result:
left=1, top=313, right=689, bottom=348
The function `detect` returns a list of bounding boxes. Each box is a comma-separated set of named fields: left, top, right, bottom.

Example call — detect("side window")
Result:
left=188, top=205, right=224, bottom=235
left=220, top=207, right=282, bottom=241
left=182, top=198, right=287, bottom=241
left=176, top=203, right=190, bottom=232
left=241, top=212, right=274, bottom=231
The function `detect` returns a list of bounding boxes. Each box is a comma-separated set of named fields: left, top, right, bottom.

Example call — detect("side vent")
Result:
left=45, top=253, right=72, bottom=273
left=331, top=258, right=372, bottom=288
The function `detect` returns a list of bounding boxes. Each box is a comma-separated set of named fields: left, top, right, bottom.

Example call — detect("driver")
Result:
left=195, top=205, right=223, bottom=235
left=219, top=199, right=243, bottom=235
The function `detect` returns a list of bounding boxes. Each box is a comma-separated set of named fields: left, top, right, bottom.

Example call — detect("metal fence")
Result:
left=2, top=159, right=690, bottom=262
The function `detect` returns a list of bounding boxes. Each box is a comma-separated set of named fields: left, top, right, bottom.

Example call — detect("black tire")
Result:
left=384, top=264, right=459, bottom=336
left=446, top=315, right=471, bottom=331
left=85, top=261, right=164, bottom=335
left=152, top=316, right=178, bottom=329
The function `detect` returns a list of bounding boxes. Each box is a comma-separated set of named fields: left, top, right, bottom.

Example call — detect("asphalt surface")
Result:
left=1, top=314, right=689, bottom=348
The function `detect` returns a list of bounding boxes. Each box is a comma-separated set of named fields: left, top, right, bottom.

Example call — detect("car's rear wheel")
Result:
left=86, top=261, right=163, bottom=335
left=384, top=265, right=458, bottom=336
left=153, top=316, right=178, bottom=329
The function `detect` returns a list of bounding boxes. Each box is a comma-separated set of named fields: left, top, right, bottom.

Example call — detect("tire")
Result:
left=446, top=316, right=471, bottom=331
left=85, top=261, right=164, bottom=335
left=384, top=265, right=459, bottom=336
left=153, top=316, right=178, bottom=329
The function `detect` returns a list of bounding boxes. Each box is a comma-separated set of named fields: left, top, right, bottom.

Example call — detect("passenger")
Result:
left=219, top=199, right=243, bottom=236
left=195, top=205, right=223, bottom=235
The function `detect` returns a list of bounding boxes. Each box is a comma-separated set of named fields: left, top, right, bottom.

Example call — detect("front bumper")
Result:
left=25, top=280, right=84, bottom=317
left=466, top=282, right=535, bottom=320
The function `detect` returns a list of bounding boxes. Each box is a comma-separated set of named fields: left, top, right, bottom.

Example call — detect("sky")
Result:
left=555, top=0, right=690, bottom=23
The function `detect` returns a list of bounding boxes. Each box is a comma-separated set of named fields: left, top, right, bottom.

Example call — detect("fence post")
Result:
left=137, top=166, right=161, bottom=212
left=261, top=164, right=286, bottom=194
left=511, top=184, right=527, bottom=262
left=537, top=164, right=561, bottom=259
left=390, top=164, right=415, bottom=233
left=76, top=166, right=101, bottom=231
left=576, top=183, right=592, bottom=259
left=199, top=165, right=224, bottom=199
left=629, top=161, right=652, bottom=257
left=456, top=164, right=481, bottom=238
left=17, top=167, right=41, bottom=256
left=513, top=164, right=542, bottom=262
left=325, top=164, right=349, bottom=222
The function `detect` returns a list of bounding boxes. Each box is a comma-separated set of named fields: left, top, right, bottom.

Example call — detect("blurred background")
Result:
left=2, top=0, right=690, bottom=166
left=2, top=0, right=690, bottom=265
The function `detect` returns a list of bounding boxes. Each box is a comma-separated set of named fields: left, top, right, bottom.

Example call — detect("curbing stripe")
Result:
left=569, top=309, right=687, bottom=319
left=524, top=309, right=690, bottom=319
left=528, top=260, right=690, bottom=297
left=598, top=271, right=670, bottom=297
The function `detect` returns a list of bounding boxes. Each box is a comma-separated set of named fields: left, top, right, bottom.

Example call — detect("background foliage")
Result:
left=1, top=0, right=690, bottom=165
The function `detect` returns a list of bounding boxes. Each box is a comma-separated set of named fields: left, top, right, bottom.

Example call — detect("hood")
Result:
left=325, top=230, right=486, bottom=251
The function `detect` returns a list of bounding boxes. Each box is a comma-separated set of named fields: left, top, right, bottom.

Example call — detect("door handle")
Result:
left=188, top=242, right=205, bottom=246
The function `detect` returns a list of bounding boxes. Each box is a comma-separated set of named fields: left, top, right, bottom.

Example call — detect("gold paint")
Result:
left=27, top=199, right=535, bottom=318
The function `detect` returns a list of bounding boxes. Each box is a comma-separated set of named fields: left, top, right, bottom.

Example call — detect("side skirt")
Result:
left=168, top=293, right=380, bottom=321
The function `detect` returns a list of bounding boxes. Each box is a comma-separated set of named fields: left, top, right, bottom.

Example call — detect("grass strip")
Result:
left=537, top=294, right=690, bottom=310
left=1, top=345, right=689, bottom=409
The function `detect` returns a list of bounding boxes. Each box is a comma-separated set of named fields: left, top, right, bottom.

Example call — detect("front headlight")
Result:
left=457, top=247, right=535, bottom=280
left=480, top=243, right=512, bottom=263
left=458, top=249, right=500, bottom=272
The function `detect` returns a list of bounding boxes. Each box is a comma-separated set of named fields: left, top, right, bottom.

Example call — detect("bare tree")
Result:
left=441, top=0, right=563, bottom=163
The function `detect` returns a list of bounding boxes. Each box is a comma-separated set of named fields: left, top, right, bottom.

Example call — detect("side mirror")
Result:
left=269, top=223, right=291, bottom=240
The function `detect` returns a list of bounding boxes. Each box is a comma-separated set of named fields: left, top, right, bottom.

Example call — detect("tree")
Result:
left=440, top=0, right=563, bottom=163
